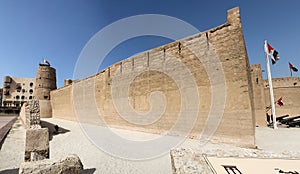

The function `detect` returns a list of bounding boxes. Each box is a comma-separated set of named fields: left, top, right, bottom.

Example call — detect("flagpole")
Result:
left=265, top=40, right=277, bottom=129
left=290, top=68, right=293, bottom=77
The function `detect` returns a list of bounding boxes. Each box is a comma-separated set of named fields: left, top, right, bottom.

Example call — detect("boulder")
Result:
left=19, top=154, right=83, bottom=174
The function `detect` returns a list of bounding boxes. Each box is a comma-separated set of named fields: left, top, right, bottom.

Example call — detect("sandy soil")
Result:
left=0, top=118, right=300, bottom=174
left=0, top=118, right=172, bottom=174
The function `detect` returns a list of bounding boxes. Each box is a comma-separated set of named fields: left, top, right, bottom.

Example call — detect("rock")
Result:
left=19, top=154, right=83, bottom=174
left=25, top=128, right=49, bottom=162
left=30, top=152, right=46, bottom=161
left=170, top=148, right=214, bottom=174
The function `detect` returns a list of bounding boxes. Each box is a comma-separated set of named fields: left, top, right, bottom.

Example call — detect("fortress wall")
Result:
left=51, top=7, right=255, bottom=147
left=264, top=77, right=300, bottom=117
left=250, top=64, right=266, bottom=126
left=51, top=85, right=76, bottom=121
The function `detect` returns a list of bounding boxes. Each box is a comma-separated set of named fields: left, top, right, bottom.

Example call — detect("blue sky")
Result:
left=0, top=0, right=300, bottom=87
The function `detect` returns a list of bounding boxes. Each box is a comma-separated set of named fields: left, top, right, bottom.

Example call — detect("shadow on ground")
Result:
left=40, top=120, right=70, bottom=141
left=82, top=168, right=96, bottom=174
left=0, top=168, right=18, bottom=174
left=0, top=168, right=96, bottom=174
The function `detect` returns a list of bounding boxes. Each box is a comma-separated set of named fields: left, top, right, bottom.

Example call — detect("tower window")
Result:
left=30, top=82, right=34, bottom=87
left=44, top=96, right=48, bottom=99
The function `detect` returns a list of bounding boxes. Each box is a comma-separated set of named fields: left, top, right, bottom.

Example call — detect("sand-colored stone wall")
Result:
left=264, top=77, right=300, bottom=118
left=51, top=7, right=255, bottom=147
left=250, top=64, right=266, bottom=126
left=51, top=85, right=76, bottom=121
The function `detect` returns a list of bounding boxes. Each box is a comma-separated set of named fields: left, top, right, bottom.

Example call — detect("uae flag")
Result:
left=277, top=97, right=284, bottom=107
left=43, top=59, right=50, bottom=66
left=289, top=62, right=298, bottom=72
left=264, top=41, right=280, bottom=64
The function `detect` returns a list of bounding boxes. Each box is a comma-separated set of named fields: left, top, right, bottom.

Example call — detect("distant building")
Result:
left=2, top=76, right=35, bottom=107
left=0, top=88, right=2, bottom=105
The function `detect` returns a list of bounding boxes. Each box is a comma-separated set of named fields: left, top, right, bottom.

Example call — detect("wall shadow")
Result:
left=0, top=168, right=96, bottom=174
left=40, top=120, right=70, bottom=141
left=82, top=168, right=96, bottom=174
left=0, top=168, right=19, bottom=174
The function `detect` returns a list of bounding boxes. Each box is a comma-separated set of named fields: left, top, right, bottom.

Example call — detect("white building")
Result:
left=2, top=76, right=35, bottom=107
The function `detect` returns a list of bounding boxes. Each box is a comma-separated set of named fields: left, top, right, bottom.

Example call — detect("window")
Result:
left=4, top=90, right=9, bottom=95
left=16, top=95, right=20, bottom=99
left=16, top=83, right=22, bottom=89
left=29, top=89, right=33, bottom=94
left=44, top=96, right=48, bottom=99
left=29, top=96, right=33, bottom=100
left=22, top=89, right=26, bottom=93
left=29, top=82, right=34, bottom=87
left=21, top=96, right=25, bottom=100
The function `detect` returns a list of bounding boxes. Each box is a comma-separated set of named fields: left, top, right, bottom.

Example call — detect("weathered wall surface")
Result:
left=264, top=77, right=300, bottom=119
left=51, top=85, right=76, bottom=121
left=250, top=64, right=266, bottom=126
left=51, top=7, right=255, bottom=147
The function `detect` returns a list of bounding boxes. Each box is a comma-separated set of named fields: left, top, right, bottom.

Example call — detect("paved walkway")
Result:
left=0, top=116, right=17, bottom=148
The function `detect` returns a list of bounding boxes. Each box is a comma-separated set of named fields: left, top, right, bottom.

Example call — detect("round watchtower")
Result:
left=34, top=64, right=57, bottom=118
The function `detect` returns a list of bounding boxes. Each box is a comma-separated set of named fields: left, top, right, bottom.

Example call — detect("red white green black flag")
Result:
left=264, top=41, right=280, bottom=64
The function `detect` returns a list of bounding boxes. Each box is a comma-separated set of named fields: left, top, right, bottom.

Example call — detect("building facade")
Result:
left=2, top=76, right=35, bottom=107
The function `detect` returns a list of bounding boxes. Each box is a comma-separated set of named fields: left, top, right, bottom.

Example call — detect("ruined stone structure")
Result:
left=18, top=99, right=50, bottom=162
left=22, top=100, right=41, bottom=129
left=34, top=65, right=57, bottom=118
left=14, top=98, right=50, bottom=162
left=25, top=128, right=49, bottom=162
left=19, top=154, right=83, bottom=174
left=50, top=7, right=256, bottom=147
